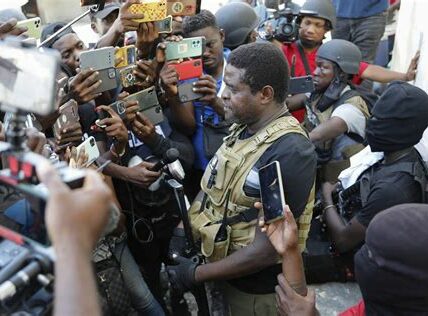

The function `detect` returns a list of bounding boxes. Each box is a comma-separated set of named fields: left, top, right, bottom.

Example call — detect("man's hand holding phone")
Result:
left=134, top=59, right=157, bottom=87
left=95, top=105, right=128, bottom=145
left=160, top=62, right=179, bottom=97
left=131, top=112, right=157, bottom=145
left=55, top=122, right=83, bottom=146
left=112, top=0, right=146, bottom=35
left=257, top=203, right=299, bottom=257
left=0, top=18, right=27, bottom=39
left=67, top=69, right=102, bottom=104
left=126, top=161, right=161, bottom=188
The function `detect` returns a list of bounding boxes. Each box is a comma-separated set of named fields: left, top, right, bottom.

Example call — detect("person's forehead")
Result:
left=301, top=16, right=326, bottom=25
left=315, top=57, right=333, bottom=65
left=225, top=64, right=245, bottom=83
left=188, top=26, right=220, bottom=41
left=52, top=33, right=81, bottom=51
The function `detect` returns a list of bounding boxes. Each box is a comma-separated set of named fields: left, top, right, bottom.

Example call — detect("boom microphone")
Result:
left=150, top=148, right=180, bottom=172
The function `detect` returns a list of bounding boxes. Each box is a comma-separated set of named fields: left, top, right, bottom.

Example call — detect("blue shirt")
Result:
left=333, top=0, right=388, bottom=18
left=191, top=48, right=231, bottom=170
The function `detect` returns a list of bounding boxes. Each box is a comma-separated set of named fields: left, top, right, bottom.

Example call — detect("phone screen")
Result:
left=258, top=161, right=286, bottom=223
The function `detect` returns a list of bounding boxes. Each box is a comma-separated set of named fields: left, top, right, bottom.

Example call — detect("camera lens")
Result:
left=282, top=24, right=293, bottom=35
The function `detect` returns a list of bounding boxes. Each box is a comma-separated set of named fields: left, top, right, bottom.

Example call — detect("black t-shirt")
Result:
left=227, top=121, right=317, bottom=294
left=356, top=150, right=423, bottom=227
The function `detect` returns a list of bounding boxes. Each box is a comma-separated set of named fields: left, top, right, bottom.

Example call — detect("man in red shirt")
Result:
left=276, top=0, right=418, bottom=122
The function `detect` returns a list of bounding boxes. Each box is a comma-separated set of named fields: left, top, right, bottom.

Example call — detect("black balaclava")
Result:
left=354, top=204, right=428, bottom=315
left=366, top=81, right=428, bottom=153
left=310, top=62, right=348, bottom=112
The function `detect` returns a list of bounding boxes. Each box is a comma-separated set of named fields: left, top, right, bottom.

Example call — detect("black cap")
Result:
left=91, top=2, right=120, bottom=19
left=41, top=22, right=74, bottom=48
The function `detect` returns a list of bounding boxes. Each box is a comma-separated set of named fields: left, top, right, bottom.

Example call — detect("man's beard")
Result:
left=299, top=37, right=321, bottom=49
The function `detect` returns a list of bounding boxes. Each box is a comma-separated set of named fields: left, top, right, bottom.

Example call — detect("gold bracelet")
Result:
left=323, top=204, right=336, bottom=212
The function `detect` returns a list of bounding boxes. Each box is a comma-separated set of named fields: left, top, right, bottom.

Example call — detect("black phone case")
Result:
left=178, top=80, right=203, bottom=103
left=289, top=75, right=314, bottom=95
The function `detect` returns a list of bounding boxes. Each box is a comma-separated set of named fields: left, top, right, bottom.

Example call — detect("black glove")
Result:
left=166, top=255, right=199, bottom=293
left=168, top=227, right=187, bottom=257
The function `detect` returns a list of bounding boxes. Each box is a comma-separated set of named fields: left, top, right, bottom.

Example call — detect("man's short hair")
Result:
left=228, top=42, right=289, bottom=103
left=182, top=10, right=217, bottom=36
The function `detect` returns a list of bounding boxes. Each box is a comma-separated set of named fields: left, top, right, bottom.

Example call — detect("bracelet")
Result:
left=110, top=143, right=126, bottom=159
left=323, top=204, right=336, bottom=212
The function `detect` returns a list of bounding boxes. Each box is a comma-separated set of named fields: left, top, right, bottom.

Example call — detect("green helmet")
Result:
left=317, top=39, right=362, bottom=74
left=215, top=2, right=260, bottom=49
left=298, top=0, right=336, bottom=30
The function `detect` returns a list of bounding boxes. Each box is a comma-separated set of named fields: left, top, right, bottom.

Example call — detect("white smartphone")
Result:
left=17, top=17, right=42, bottom=40
left=258, top=161, right=286, bottom=224
left=76, top=136, right=100, bottom=167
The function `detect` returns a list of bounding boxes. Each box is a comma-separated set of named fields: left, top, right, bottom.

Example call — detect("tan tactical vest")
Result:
left=304, top=93, right=370, bottom=182
left=189, top=115, right=315, bottom=262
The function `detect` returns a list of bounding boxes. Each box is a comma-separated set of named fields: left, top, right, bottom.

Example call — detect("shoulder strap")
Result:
left=297, top=41, right=311, bottom=76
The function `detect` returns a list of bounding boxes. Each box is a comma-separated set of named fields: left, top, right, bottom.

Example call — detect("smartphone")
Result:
left=142, top=104, right=164, bottom=125
left=53, top=99, right=79, bottom=139
left=115, top=45, right=136, bottom=68
left=109, top=100, right=127, bottom=119
left=172, top=58, right=202, bottom=81
left=76, top=136, right=100, bottom=167
left=289, top=75, right=314, bottom=95
left=0, top=42, right=60, bottom=115
left=258, top=161, right=286, bottom=224
left=178, top=78, right=203, bottom=103
left=125, top=86, right=159, bottom=110
left=167, top=0, right=197, bottom=16
left=119, top=65, right=143, bottom=88
left=165, top=36, right=205, bottom=60
left=156, top=15, right=173, bottom=33
left=79, top=47, right=115, bottom=71
left=17, top=17, right=42, bottom=40
left=93, top=67, right=118, bottom=94
left=129, top=0, right=168, bottom=23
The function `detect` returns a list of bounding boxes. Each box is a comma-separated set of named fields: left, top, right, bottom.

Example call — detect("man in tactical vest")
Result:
left=322, top=81, right=428, bottom=254
left=305, top=39, right=370, bottom=182
left=167, top=42, right=317, bottom=315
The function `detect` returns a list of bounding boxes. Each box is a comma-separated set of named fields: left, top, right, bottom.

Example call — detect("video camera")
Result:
left=260, top=7, right=299, bottom=44
left=271, top=7, right=299, bottom=43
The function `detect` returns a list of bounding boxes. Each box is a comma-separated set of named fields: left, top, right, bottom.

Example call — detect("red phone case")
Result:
left=172, top=59, right=203, bottom=81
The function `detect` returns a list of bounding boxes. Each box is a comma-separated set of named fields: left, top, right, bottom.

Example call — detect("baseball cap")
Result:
left=92, top=2, right=121, bottom=20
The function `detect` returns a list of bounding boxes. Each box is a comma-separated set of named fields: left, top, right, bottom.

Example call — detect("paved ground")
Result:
left=182, top=282, right=362, bottom=315
left=312, top=282, right=362, bottom=315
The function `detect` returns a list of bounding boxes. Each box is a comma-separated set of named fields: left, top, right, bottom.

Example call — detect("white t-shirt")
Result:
left=331, top=103, right=366, bottom=139
left=415, top=128, right=428, bottom=161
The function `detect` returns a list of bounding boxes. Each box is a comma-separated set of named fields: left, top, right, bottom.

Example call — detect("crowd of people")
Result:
left=0, top=0, right=427, bottom=315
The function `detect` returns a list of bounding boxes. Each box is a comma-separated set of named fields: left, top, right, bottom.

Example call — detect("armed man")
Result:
left=167, top=42, right=317, bottom=315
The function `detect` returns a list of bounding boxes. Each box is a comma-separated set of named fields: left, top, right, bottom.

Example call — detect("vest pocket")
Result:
left=199, top=223, right=231, bottom=262
left=202, top=151, right=242, bottom=206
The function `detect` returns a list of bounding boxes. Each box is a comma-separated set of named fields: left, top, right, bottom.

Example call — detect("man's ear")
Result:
left=219, top=28, right=225, bottom=43
left=90, top=22, right=99, bottom=34
left=260, top=85, right=275, bottom=105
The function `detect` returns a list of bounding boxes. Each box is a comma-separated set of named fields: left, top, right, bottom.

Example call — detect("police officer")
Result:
left=167, top=42, right=317, bottom=316
left=305, top=39, right=370, bottom=182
